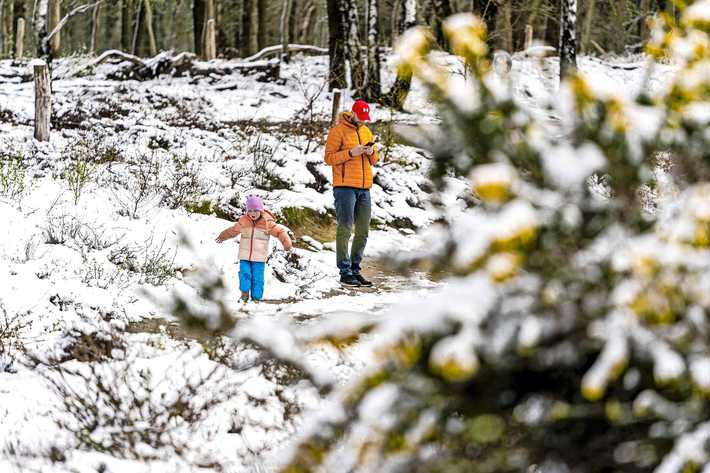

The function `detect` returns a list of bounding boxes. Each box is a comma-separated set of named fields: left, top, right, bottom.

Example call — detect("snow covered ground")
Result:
left=0, top=52, right=677, bottom=471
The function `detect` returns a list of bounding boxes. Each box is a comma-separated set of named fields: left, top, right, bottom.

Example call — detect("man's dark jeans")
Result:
left=334, top=187, right=371, bottom=277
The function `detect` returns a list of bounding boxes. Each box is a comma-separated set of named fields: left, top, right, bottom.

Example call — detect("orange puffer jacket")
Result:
left=324, top=112, right=380, bottom=189
left=218, top=210, right=292, bottom=263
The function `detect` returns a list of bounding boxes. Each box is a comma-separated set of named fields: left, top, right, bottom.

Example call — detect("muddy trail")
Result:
left=127, top=259, right=436, bottom=341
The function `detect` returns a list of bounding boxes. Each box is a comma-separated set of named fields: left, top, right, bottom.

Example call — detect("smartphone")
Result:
left=364, top=141, right=375, bottom=147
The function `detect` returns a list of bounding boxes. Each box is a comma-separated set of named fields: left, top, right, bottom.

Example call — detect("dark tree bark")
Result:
left=257, top=0, right=265, bottom=50
left=193, top=0, right=205, bottom=55
left=327, top=0, right=347, bottom=90
left=432, top=0, right=452, bottom=50
left=559, top=0, right=577, bottom=80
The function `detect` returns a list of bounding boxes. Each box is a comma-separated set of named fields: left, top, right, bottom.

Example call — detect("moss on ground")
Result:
left=281, top=207, right=337, bottom=243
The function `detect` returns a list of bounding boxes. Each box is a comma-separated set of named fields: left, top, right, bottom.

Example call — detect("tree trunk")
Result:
left=343, top=0, right=363, bottom=90
left=581, top=0, right=595, bottom=53
left=362, top=0, right=380, bottom=100
left=390, top=0, right=400, bottom=45
left=381, top=0, right=415, bottom=109
left=432, top=0, right=452, bottom=50
left=144, top=0, right=157, bottom=55
left=12, top=0, right=24, bottom=55
left=35, top=0, right=51, bottom=62
left=241, top=0, right=258, bottom=56
left=131, top=0, right=144, bottom=55
left=90, top=2, right=100, bottom=54
left=559, top=0, right=576, bottom=80
left=49, top=0, right=60, bottom=57
left=639, top=0, right=651, bottom=45
left=501, top=0, right=513, bottom=51
left=280, top=0, right=293, bottom=62
left=257, top=0, right=266, bottom=50
left=0, top=0, right=4, bottom=57
left=121, top=0, right=132, bottom=51
left=14, top=16, right=23, bottom=58
left=193, top=0, right=205, bottom=55
left=327, top=0, right=347, bottom=90
left=33, top=63, right=51, bottom=141
left=205, top=18, right=216, bottom=58
left=299, top=0, right=316, bottom=43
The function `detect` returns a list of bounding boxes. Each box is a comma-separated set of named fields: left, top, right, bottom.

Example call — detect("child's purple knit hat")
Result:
left=245, top=195, right=264, bottom=211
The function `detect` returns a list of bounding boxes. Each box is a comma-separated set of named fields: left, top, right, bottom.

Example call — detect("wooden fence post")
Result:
left=205, top=19, right=216, bottom=60
left=33, top=63, right=51, bottom=141
left=331, top=89, right=341, bottom=125
left=524, top=24, right=533, bottom=51
left=15, top=18, right=25, bottom=59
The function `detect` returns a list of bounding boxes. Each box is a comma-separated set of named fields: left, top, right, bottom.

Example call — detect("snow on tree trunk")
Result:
left=35, top=0, right=51, bottom=62
left=342, top=0, right=364, bottom=93
left=559, top=0, right=577, bottom=80
left=362, top=0, right=381, bottom=100
left=327, top=0, right=347, bottom=90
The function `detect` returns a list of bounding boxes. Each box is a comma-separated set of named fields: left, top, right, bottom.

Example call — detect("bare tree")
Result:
left=559, top=0, right=576, bottom=80
left=362, top=0, right=381, bottom=100
left=90, top=2, right=101, bottom=54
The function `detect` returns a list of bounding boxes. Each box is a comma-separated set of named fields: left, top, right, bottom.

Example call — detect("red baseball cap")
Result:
left=352, top=100, right=372, bottom=121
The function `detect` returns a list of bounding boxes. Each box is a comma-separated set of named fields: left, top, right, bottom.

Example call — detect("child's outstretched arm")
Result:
left=268, top=223, right=293, bottom=251
left=216, top=221, right=242, bottom=243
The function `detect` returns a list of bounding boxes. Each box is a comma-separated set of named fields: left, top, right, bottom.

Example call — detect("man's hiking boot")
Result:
left=340, top=275, right=362, bottom=287
left=353, top=274, right=373, bottom=287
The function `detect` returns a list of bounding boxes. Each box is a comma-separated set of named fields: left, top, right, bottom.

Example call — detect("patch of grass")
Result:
left=281, top=207, right=336, bottom=243
left=184, top=200, right=213, bottom=216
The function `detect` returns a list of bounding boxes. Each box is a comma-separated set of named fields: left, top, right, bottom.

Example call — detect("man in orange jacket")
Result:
left=324, top=99, right=379, bottom=287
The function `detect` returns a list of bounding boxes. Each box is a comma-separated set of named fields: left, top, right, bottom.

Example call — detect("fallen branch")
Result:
left=243, top=43, right=327, bottom=62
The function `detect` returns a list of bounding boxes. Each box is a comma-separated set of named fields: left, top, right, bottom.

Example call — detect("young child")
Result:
left=215, top=195, right=293, bottom=302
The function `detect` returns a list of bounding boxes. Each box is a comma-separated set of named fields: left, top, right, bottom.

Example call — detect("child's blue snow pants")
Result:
left=239, top=260, right=266, bottom=301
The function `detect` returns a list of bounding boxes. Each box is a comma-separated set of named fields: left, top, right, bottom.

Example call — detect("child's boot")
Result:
left=240, top=291, right=250, bottom=302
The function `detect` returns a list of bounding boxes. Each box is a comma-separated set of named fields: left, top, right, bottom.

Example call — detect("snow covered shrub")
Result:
left=109, top=234, right=175, bottom=286
left=42, top=213, right=84, bottom=245
left=81, top=259, right=131, bottom=290
left=248, top=133, right=289, bottom=191
left=162, top=152, right=208, bottom=210
left=0, top=148, right=26, bottom=201
left=0, top=305, right=30, bottom=374
left=36, top=348, right=232, bottom=460
left=170, top=7, right=710, bottom=473
left=112, top=151, right=161, bottom=218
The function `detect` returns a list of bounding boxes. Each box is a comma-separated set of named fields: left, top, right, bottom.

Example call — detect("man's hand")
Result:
left=364, top=145, right=375, bottom=156
left=349, top=145, right=367, bottom=157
